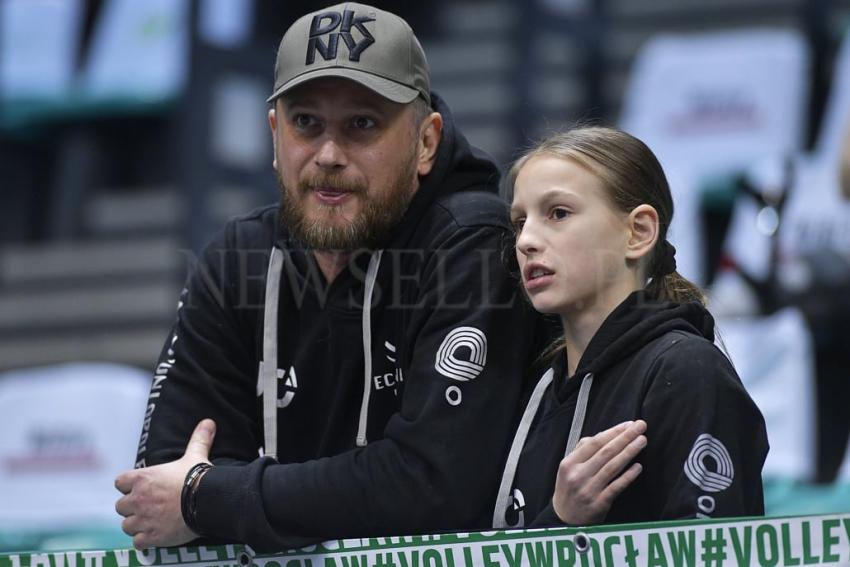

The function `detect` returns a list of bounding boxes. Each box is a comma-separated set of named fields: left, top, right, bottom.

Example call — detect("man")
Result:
left=115, top=2, right=550, bottom=551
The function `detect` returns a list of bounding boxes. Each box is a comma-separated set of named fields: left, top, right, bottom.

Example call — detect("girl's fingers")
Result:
left=568, top=421, right=634, bottom=463
left=583, top=420, right=646, bottom=476
left=594, top=434, right=647, bottom=488
left=599, top=462, right=644, bottom=506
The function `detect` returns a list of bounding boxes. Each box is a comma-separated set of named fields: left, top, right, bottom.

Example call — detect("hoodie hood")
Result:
left=383, top=91, right=501, bottom=249
left=555, top=291, right=715, bottom=402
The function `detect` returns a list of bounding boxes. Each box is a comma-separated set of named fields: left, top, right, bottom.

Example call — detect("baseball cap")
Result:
left=267, top=2, right=430, bottom=106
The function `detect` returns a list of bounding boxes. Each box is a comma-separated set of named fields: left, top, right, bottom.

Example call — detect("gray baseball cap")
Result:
left=267, top=2, right=430, bottom=105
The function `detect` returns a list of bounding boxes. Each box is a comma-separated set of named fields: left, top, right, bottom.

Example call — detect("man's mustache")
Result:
left=298, top=174, right=366, bottom=194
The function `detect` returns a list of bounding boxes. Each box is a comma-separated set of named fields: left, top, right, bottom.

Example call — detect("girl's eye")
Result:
left=352, top=116, right=375, bottom=129
left=550, top=207, right=570, bottom=220
left=511, top=218, right=525, bottom=232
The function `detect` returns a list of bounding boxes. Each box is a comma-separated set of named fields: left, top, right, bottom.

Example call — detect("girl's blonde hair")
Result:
left=507, top=126, right=704, bottom=305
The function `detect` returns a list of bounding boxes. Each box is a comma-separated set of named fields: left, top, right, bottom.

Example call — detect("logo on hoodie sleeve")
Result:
left=435, top=326, right=487, bottom=407
left=684, top=433, right=735, bottom=518
left=684, top=433, right=735, bottom=492
left=434, top=326, right=488, bottom=381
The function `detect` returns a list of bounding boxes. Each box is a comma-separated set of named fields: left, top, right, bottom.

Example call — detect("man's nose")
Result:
left=314, top=137, right=347, bottom=169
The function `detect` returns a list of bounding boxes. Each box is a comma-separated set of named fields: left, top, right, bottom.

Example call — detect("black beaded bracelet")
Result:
left=181, top=462, right=213, bottom=535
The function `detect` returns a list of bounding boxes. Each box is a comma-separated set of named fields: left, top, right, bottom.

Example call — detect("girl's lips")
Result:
left=523, top=263, right=555, bottom=283
left=524, top=273, right=554, bottom=292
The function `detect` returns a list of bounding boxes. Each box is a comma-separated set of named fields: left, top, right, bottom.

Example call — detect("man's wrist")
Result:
left=181, top=462, right=214, bottom=536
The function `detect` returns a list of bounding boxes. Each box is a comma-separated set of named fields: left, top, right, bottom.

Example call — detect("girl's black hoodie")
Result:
left=493, top=291, right=768, bottom=528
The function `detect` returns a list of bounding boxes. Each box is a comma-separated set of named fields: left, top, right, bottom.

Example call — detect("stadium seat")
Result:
left=0, top=363, right=150, bottom=550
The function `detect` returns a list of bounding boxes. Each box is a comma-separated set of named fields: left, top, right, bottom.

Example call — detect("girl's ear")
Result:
left=625, top=204, right=659, bottom=261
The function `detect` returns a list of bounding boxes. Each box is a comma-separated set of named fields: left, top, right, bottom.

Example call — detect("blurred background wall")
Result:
left=2, top=0, right=850, bottom=548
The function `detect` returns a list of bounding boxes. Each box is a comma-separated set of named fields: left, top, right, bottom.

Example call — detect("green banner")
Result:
left=0, top=545, right=244, bottom=567
left=3, top=514, right=850, bottom=567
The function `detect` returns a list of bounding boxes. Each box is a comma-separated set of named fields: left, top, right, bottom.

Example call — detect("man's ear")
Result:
left=625, top=204, right=660, bottom=262
left=417, top=112, right=443, bottom=177
left=268, top=105, right=279, bottom=171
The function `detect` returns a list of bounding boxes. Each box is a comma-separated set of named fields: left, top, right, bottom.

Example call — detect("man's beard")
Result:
left=278, top=152, right=418, bottom=251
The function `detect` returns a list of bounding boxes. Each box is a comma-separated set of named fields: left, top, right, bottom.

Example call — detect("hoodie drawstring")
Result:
left=564, top=372, right=594, bottom=457
left=356, top=250, right=383, bottom=447
left=261, top=247, right=285, bottom=460
left=492, top=368, right=554, bottom=529
left=492, top=370, right=594, bottom=528
left=261, top=248, right=385, bottom=456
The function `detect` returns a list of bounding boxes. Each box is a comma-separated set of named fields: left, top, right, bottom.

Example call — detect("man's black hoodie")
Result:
left=493, top=291, right=768, bottom=528
left=136, top=94, right=552, bottom=550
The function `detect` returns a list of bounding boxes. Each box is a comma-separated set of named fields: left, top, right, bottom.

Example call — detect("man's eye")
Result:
left=352, top=116, right=375, bottom=129
left=294, top=114, right=316, bottom=128
left=550, top=207, right=570, bottom=220
left=511, top=218, right=525, bottom=232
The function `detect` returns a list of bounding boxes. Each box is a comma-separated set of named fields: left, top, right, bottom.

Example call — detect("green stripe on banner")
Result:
left=2, top=514, right=850, bottom=567
left=0, top=545, right=243, bottom=567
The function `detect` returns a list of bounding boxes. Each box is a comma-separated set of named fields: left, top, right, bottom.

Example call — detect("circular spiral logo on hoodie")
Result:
left=684, top=433, right=734, bottom=492
left=504, top=488, right=526, bottom=528
left=434, top=326, right=487, bottom=381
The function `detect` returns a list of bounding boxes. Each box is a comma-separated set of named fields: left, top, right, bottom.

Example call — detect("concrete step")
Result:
left=531, top=74, right=586, bottom=111
left=437, top=2, right=517, bottom=35
left=607, top=0, right=800, bottom=19
left=532, top=32, right=584, bottom=68
left=433, top=81, right=516, bottom=117
left=0, top=231, right=184, bottom=371
left=83, top=188, right=182, bottom=235
left=0, top=280, right=179, bottom=332
left=424, top=39, right=517, bottom=78
left=207, top=185, right=268, bottom=224
left=1, top=237, right=181, bottom=287
left=0, top=326, right=168, bottom=372
left=457, top=124, right=513, bottom=162
left=84, top=186, right=268, bottom=240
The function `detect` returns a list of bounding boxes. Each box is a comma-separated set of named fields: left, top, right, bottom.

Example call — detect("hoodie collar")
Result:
left=554, top=291, right=715, bottom=401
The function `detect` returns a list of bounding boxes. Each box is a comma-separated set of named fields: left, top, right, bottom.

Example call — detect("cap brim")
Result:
left=267, top=67, right=420, bottom=104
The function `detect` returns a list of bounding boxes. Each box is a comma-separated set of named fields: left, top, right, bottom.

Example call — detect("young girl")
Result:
left=493, top=127, right=768, bottom=528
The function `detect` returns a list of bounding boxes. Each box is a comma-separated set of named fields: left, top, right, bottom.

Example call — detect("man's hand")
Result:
left=115, top=419, right=216, bottom=549
left=552, top=420, right=647, bottom=525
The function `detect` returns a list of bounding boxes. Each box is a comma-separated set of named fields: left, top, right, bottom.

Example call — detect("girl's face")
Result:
left=510, top=155, right=637, bottom=318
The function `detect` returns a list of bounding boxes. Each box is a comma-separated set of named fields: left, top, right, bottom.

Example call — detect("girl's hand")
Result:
left=552, top=420, right=647, bottom=525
